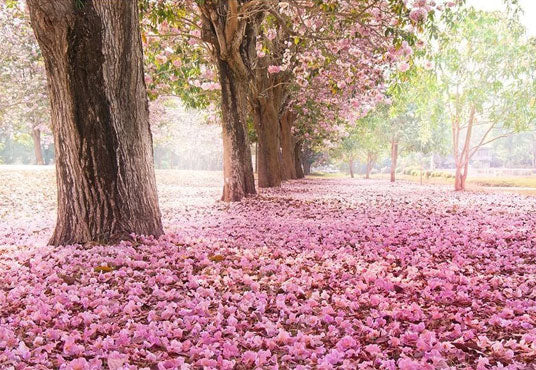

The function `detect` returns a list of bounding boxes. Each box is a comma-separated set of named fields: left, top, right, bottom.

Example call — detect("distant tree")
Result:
left=419, top=9, right=536, bottom=190
left=0, top=1, right=50, bottom=165
left=332, top=111, right=387, bottom=179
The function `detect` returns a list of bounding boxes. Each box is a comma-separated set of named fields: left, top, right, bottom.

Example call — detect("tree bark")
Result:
left=532, top=133, right=536, bottom=169
left=294, top=141, right=305, bottom=179
left=303, top=160, right=312, bottom=176
left=253, top=97, right=282, bottom=188
left=390, top=139, right=398, bottom=183
left=453, top=106, right=475, bottom=191
left=28, top=0, right=163, bottom=246
left=365, top=153, right=375, bottom=179
left=198, top=1, right=259, bottom=201
left=218, top=60, right=256, bottom=201
left=31, top=128, right=45, bottom=165
left=280, top=110, right=297, bottom=180
left=349, top=159, right=354, bottom=178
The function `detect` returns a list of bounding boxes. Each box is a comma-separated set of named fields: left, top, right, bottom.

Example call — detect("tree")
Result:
left=0, top=0, right=50, bottom=165
left=141, top=0, right=449, bottom=196
left=423, top=9, right=536, bottom=191
left=141, top=1, right=258, bottom=201
left=27, top=0, right=163, bottom=245
left=332, top=111, right=387, bottom=179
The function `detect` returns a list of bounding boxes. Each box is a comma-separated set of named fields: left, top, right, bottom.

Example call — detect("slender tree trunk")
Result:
left=218, top=60, right=256, bottom=201
left=280, top=110, right=297, bottom=180
left=253, top=98, right=282, bottom=188
left=349, top=159, right=354, bottom=178
left=303, top=160, right=312, bottom=176
left=453, top=106, right=475, bottom=191
left=365, top=153, right=375, bottom=179
left=28, top=0, right=163, bottom=246
left=390, top=139, right=398, bottom=183
left=294, top=141, right=305, bottom=179
left=454, top=165, right=463, bottom=191
left=31, top=128, right=45, bottom=165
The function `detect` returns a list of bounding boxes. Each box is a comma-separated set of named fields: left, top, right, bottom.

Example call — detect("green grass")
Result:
left=386, top=173, right=536, bottom=189
left=468, top=176, right=536, bottom=188
left=312, top=171, right=536, bottom=194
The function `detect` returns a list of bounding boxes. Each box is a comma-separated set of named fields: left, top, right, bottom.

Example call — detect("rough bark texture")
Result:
left=218, top=60, right=256, bottom=200
left=28, top=0, right=163, bottom=246
left=253, top=97, right=282, bottom=188
left=199, top=1, right=260, bottom=201
left=280, top=110, right=297, bottom=180
left=390, top=140, right=399, bottom=183
left=294, top=141, right=305, bottom=179
left=31, top=128, right=45, bottom=165
left=349, top=159, right=354, bottom=179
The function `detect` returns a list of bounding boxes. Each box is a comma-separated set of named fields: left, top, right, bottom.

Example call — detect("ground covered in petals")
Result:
left=1, top=167, right=536, bottom=369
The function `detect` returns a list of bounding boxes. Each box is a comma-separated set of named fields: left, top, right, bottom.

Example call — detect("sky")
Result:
left=467, top=0, right=536, bottom=36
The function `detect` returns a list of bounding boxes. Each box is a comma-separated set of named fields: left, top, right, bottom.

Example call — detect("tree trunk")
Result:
left=390, top=139, right=398, bottom=183
left=218, top=59, right=256, bottom=201
left=454, top=165, right=464, bottom=191
left=294, top=141, right=305, bottom=179
left=349, top=159, right=354, bottom=178
left=253, top=98, right=282, bottom=188
left=255, top=141, right=258, bottom=173
left=532, top=133, right=536, bottom=169
left=453, top=106, right=475, bottom=192
left=31, top=128, right=45, bottom=165
left=280, top=110, right=297, bottom=180
left=303, top=160, right=312, bottom=176
left=365, top=153, right=375, bottom=179
left=28, top=0, right=163, bottom=246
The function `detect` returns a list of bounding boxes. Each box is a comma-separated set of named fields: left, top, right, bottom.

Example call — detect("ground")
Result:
left=1, top=167, right=536, bottom=369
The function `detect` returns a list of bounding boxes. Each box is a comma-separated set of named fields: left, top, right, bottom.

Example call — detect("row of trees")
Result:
left=331, top=8, right=536, bottom=190
left=9, top=0, right=447, bottom=245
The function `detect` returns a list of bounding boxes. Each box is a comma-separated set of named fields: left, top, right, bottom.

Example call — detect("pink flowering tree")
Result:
left=141, top=0, right=454, bottom=195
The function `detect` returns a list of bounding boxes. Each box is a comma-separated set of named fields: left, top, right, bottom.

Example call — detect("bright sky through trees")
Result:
left=469, top=0, right=536, bottom=35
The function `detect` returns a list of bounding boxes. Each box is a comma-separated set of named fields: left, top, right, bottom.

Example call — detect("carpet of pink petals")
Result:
left=1, top=167, right=536, bottom=369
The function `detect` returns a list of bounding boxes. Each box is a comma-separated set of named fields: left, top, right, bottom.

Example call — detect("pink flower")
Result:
left=268, top=65, right=282, bottom=74
left=398, top=61, right=410, bottom=72
left=242, top=350, right=257, bottom=364
left=65, top=358, right=88, bottom=370
left=365, top=344, right=382, bottom=356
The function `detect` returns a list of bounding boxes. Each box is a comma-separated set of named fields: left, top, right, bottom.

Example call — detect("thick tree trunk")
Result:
left=31, top=128, right=45, bottom=165
left=218, top=60, right=256, bottom=201
left=390, top=140, right=398, bottom=183
left=294, top=142, right=305, bottom=179
left=28, top=0, right=163, bottom=246
left=349, top=159, right=354, bottom=178
left=280, top=110, right=297, bottom=180
left=253, top=98, right=282, bottom=188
